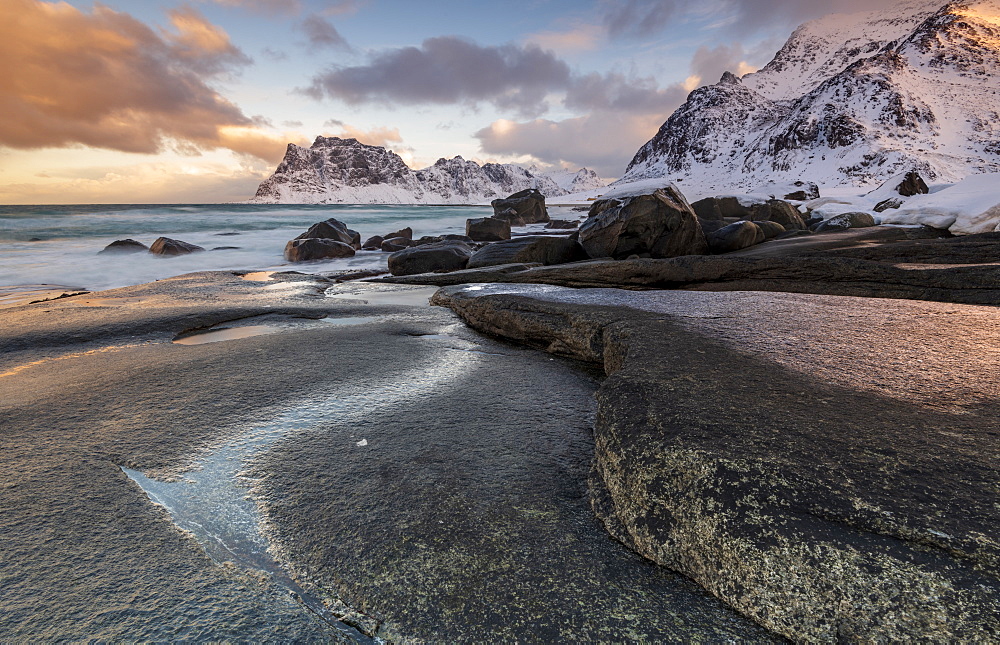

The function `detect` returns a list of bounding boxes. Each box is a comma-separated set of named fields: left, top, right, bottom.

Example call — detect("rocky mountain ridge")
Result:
left=251, top=136, right=604, bottom=204
left=623, top=0, right=1000, bottom=192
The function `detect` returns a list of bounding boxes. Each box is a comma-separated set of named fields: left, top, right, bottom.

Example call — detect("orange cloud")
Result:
left=0, top=0, right=277, bottom=160
left=322, top=121, right=404, bottom=148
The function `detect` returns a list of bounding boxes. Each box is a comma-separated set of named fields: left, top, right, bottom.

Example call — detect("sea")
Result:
left=0, top=203, right=538, bottom=304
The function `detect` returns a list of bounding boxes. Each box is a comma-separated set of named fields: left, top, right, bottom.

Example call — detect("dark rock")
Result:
left=434, top=285, right=1000, bottom=642
left=896, top=171, right=930, bottom=197
left=387, top=240, right=473, bottom=276
left=214, top=232, right=240, bottom=236
left=467, top=217, right=512, bottom=242
left=467, top=236, right=588, bottom=269
left=578, top=185, right=709, bottom=260
left=545, top=219, right=580, bottom=229
left=28, top=237, right=43, bottom=242
left=149, top=237, right=205, bottom=256
left=380, top=229, right=1000, bottom=307
left=99, top=239, right=148, bottom=255
left=692, top=198, right=725, bottom=221
left=381, top=237, right=412, bottom=252
left=362, top=235, right=384, bottom=250
left=382, top=227, right=412, bottom=241
left=748, top=199, right=807, bottom=230
left=491, top=188, right=549, bottom=226
left=754, top=220, right=786, bottom=239
left=814, top=212, right=877, bottom=232
left=699, top=218, right=731, bottom=236
left=874, top=198, right=904, bottom=212
left=441, top=234, right=475, bottom=243
left=782, top=181, right=820, bottom=201
left=717, top=196, right=751, bottom=218
left=294, top=218, right=361, bottom=249
left=284, top=238, right=356, bottom=262
left=210, top=246, right=241, bottom=251
left=803, top=215, right=824, bottom=228
left=707, top=221, right=765, bottom=254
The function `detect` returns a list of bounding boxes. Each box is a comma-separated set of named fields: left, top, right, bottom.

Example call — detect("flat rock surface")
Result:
left=0, top=272, right=771, bottom=641
left=434, top=284, right=1000, bottom=641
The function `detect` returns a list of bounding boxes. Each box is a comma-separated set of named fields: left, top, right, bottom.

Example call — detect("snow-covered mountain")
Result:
left=623, top=0, right=1000, bottom=193
left=251, top=136, right=605, bottom=204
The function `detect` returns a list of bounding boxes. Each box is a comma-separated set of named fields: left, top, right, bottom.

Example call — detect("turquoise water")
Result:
left=0, top=204, right=502, bottom=292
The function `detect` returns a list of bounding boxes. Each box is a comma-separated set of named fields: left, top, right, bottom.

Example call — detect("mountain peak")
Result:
left=621, top=1, right=1000, bottom=192
left=719, top=71, right=741, bottom=85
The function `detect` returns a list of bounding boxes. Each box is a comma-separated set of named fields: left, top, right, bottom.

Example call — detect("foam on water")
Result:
left=0, top=204, right=491, bottom=291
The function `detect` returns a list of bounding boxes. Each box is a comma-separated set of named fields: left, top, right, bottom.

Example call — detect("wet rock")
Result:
left=545, top=219, right=580, bottom=230
left=896, top=171, right=930, bottom=197
left=748, top=199, right=807, bottom=231
left=491, top=188, right=549, bottom=226
left=99, top=239, right=148, bottom=255
left=578, top=185, right=708, bottom=260
left=467, top=236, right=587, bottom=269
left=814, top=212, right=877, bottom=232
left=382, top=227, right=413, bottom=241
left=284, top=238, right=356, bottom=262
left=294, top=218, right=361, bottom=249
left=707, top=221, right=765, bottom=254
left=362, top=235, right=384, bottom=250
left=149, top=237, right=205, bottom=256
left=210, top=246, right=241, bottom=251
left=387, top=240, right=473, bottom=276
left=434, top=285, right=1000, bottom=641
left=467, top=217, right=511, bottom=242
left=381, top=237, right=412, bottom=252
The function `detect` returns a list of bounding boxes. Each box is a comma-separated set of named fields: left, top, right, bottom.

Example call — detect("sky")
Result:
left=0, top=0, right=903, bottom=204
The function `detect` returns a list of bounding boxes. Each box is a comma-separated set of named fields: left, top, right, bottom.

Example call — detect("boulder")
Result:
left=467, top=236, right=587, bottom=269
left=545, top=219, right=580, bottom=230
left=782, top=181, right=820, bottom=201
left=387, top=241, right=473, bottom=276
left=578, top=185, right=709, bottom=260
left=381, top=237, right=412, bottom=252
left=284, top=238, right=356, bottom=262
left=814, top=212, right=878, bottom=232
left=467, top=217, right=511, bottom=242
left=294, top=218, right=361, bottom=249
left=99, top=239, right=148, bottom=255
left=149, top=237, right=205, bottom=256
left=748, top=199, right=807, bottom=231
left=382, top=227, right=413, bottom=241
left=874, top=198, right=904, bottom=213
left=707, top=221, right=765, bottom=254
left=491, top=188, right=549, bottom=226
left=753, top=220, right=786, bottom=240
left=896, top=171, right=930, bottom=197
left=692, top=198, right=725, bottom=221
left=362, top=235, right=384, bottom=250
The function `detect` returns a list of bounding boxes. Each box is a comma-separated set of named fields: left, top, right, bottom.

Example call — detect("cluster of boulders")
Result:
left=99, top=237, right=210, bottom=257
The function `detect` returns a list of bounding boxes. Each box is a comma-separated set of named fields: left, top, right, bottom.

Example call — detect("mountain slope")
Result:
left=251, top=136, right=604, bottom=204
left=623, top=1, right=1000, bottom=192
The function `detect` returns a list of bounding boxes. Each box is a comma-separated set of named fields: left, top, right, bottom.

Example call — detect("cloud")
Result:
left=205, top=0, right=365, bottom=16
left=0, top=160, right=271, bottom=204
left=476, top=113, right=667, bottom=178
left=525, top=23, right=603, bottom=53
left=321, top=120, right=404, bottom=148
left=599, top=0, right=902, bottom=39
left=601, top=0, right=678, bottom=39
left=0, top=0, right=286, bottom=162
left=564, top=71, right=689, bottom=114
left=474, top=38, right=764, bottom=177
left=306, top=36, right=572, bottom=117
left=300, top=13, right=350, bottom=50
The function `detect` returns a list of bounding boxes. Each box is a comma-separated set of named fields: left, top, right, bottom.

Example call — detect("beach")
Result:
left=0, top=271, right=776, bottom=641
